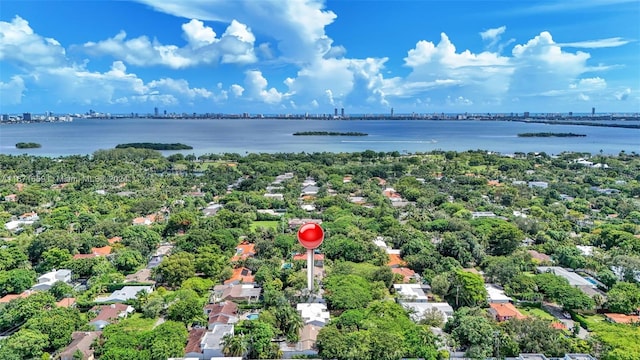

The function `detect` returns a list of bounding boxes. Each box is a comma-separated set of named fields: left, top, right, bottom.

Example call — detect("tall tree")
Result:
left=446, top=270, right=488, bottom=309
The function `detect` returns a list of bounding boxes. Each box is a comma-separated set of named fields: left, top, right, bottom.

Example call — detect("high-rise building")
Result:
left=341, top=108, right=345, bottom=117
left=154, top=107, right=159, bottom=117
left=391, top=108, right=394, bottom=117
left=22, top=113, right=32, bottom=121
left=334, top=108, right=338, bottom=117
left=523, top=111, right=530, bottom=118
left=591, top=107, right=595, bottom=116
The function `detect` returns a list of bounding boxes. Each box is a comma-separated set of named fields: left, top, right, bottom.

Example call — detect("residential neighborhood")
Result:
left=0, top=150, right=639, bottom=359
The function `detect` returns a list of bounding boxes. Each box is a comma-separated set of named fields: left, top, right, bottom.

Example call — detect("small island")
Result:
left=517, top=132, right=586, bottom=138
left=115, top=142, right=193, bottom=150
left=15, top=142, right=42, bottom=149
left=293, top=131, right=368, bottom=136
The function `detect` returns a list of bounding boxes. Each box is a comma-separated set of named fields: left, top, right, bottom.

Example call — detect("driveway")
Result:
left=542, top=302, right=589, bottom=339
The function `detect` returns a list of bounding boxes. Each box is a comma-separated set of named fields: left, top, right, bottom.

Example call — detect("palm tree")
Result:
left=221, top=333, right=247, bottom=358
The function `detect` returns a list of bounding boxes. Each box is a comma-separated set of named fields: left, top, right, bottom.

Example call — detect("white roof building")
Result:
left=537, top=267, right=594, bottom=287
left=401, top=302, right=454, bottom=323
left=32, top=269, right=72, bottom=291
left=297, top=303, right=330, bottom=327
left=485, top=284, right=512, bottom=303
left=95, top=285, right=153, bottom=303
left=394, top=284, right=429, bottom=303
left=373, top=237, right=387, bottom=249
left=4, top=220, right=22, bottom=231
left=200, top=325, right=234, bottom=358
left=300, top=204, right=316, bottom=212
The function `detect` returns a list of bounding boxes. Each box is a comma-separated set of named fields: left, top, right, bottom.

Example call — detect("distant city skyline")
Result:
left=1, top=0, right=639, bottom=114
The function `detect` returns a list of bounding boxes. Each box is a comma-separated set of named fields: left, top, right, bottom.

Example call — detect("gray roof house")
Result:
left=190, top=325, right=234, bottom=359
left=95, top=285, right=153, bottom=303
left=301, top=185, right=320, bottom=195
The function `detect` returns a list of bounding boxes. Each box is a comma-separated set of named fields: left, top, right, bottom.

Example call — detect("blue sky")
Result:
left=1, top=0, right=639, bottom=115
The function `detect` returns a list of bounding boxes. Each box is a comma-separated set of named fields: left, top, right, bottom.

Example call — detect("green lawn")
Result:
left=519, top=306, right=556, bottom=321
left=115, top=314, right=156, bottom=332
left=251, top=221, right=279, bottom=231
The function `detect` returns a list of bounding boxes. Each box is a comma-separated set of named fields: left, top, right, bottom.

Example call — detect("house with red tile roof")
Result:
left=489, top=303, right=526, bottom=322
left=387, top=252, right=407, bottom=268
left=392, top=267, right=418, bottom=283
left=604, top=313, right=640, bottom=324
left=19, top=212, right=39, bottom=221
left=56, top=297, right=76, bottom=308
left=108, top=236, right=122, bottom=244
left=382, top=188, right=403, bottom=200
left=204, top=301, right=239, bottom=329
left=92, top=245, right=112, bottom=256
left=231, top=241, right=256, bottom=262
left=0, top=290, right=34, bottom=303
left=132, top=213, right=161, bottom=226
left=371, top=177, right=387, bottom=186
left=224, top=267, right=255, bottom=285
left=89, top=303, right=134, bottom=329
left=551, top=322, right=567, bottom=330
left=184, top=328, right=207, bottom=358
left=3, top=194, right=17, bottom=202
left=72, top=245, right=113, bottom=260
left=59, top=331, right=101, bottom=360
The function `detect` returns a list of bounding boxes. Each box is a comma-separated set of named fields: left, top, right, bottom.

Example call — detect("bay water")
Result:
left=0, top=118, right=638, bottom=157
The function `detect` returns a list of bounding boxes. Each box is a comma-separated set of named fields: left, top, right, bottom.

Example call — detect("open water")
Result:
left=0, top=118, right=638, bottom=157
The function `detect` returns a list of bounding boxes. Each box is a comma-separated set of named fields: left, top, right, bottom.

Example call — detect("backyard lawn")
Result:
left=518, top=306, right=556, bottom=321
left=251, top=221, right=279, bottom=231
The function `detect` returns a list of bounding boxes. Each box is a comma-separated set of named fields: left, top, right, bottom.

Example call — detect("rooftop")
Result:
left=394, top=283, right=429, bottom=302
left=485, top=284, right=513, bottom=303
left=604, top=313, right=640, bottom=324
left=297, top=303, right=330, bottom=325
left=95, top=285, right=152, bottom=303
left=184, top=328, right=207, bottom=354
left=201, top=325, right=234, bottom=350
left=489, top=303, right=526, bottom=320
left=537, top=266, right=594, bottom=287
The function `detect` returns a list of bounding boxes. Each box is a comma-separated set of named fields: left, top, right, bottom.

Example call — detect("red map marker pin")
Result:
left=297, top=223, right=324, bottom=250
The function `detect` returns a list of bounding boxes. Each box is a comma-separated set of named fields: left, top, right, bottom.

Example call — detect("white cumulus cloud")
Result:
left=0, top=16, right=67, bottom=67
left=244, top=70, right=285, bottom=104
left=134, top=0, right=337, bottom=62
left=82, top=19, right=257, bottom=68
left=0, top=76, right=26, bottom=105
left=230, top=84, right=245, bottom=97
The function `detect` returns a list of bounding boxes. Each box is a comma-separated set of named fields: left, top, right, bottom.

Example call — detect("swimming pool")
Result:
left=246, top=314, right=259, bottom=320
left=584, top=277, right=598, bottom=285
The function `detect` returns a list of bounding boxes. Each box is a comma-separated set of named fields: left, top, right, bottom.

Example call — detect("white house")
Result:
left=401, top=302, right=454, bottom=323
left=95, top=285, right=153, bottom=303
left=200, top=325, right=234, bottom=358
left=297, top=303, right=330, bottom=327
left=485, top=284, right=512, bottom=303
left=394, top=284, right=429, bottom=303
left=32, top=269, right=72, bottom=291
